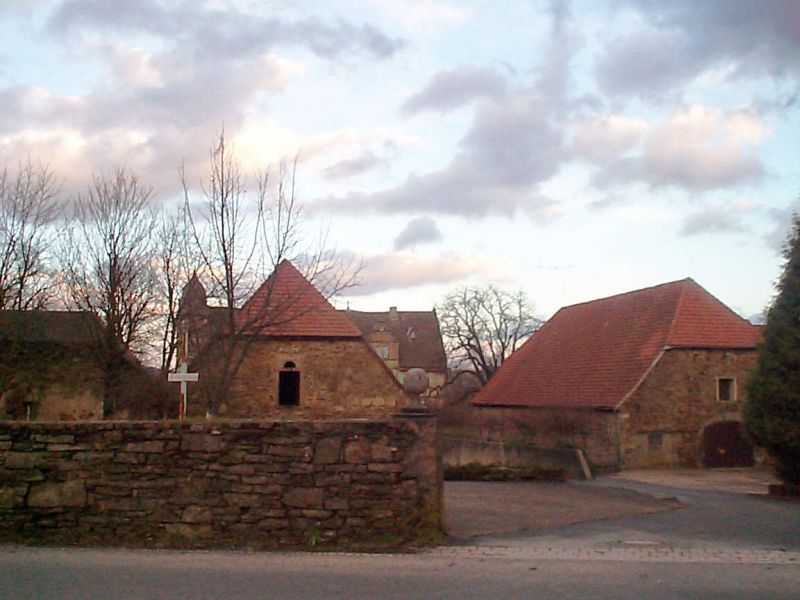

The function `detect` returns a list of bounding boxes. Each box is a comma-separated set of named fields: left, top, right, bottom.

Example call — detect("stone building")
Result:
left=470, top=279, right=763, bottom=471
left=0, top=311, right=105, bottom=421
left=342, top=307, right=447, bottom=397
left=178, top=260, right=407, bottom=418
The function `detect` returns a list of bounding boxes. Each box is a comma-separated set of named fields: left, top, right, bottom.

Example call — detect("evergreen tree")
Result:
left=745, top=213, right=800, bottom=484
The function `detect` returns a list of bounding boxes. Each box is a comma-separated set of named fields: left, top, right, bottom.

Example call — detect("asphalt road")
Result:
left=2, top=473, right=799, bottom=599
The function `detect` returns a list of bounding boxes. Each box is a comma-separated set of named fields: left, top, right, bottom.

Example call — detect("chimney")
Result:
left=389, top=306, right=399, bottom=321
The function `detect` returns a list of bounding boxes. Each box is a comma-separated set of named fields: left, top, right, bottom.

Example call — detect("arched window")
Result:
left=279, top=361, right=300, bottom=406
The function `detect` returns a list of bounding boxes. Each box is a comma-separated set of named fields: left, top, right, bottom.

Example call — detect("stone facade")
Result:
left=619, top=348, right=757, bottom=469
left=343, top=308, right=448, bottom=400
left=464, top=348, right=757, bottom=471
left=0, top=357, right=104, bottom=422
left=0, top=417, right=443, bottom=549
left=464, top=406, right=619, bottom=470
left=205, top=339, right=407, bottom=418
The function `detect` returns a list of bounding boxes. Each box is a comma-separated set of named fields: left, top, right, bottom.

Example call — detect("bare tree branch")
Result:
left=181, top=130, right=360, bottom=415
left=0, top=160, right=61, bottom=310
left=438, top=284, right=542, bottom=384
left=59, top=169, right=158, bottom=415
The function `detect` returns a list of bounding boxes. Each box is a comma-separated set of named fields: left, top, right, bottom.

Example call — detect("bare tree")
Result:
left=438, top=285, right=541, bottom=384
left=60, top=169, right=158, bottom=414
left=0, top=161, right=61, bottom=310
left=153, top=208, right=195, bottom=373
left=181, top=130, right=357, bottom=414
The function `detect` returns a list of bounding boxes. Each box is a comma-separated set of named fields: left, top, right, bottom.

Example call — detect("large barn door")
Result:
left=701, top=421, right=754, bottom=468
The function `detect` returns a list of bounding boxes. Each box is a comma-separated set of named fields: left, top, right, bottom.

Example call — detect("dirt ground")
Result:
left=444, top=467, right=780, bottom=539
left=444, top=480, right=679, bottom=538
left=609, top=467, right=779, bottom=495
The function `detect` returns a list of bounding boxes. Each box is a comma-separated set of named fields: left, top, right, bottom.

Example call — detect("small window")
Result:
left=279, top=362, right=300, bottom=406
left=648, top=433, right=663, bottom=452
left=717, top=377, right=736, bottom=402
left=374, top=344, right=389, bottom=359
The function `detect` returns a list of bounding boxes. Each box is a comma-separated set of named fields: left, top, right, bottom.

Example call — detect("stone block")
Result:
left=367, top=463, right=402, bottom=473
left=165, top=523, right=212, bottom=539
left=28, top=480, right=86, bottom=508
left=0, top=487, right=17, bottom=508
left=182, top=505, right=213, bottom=524
left=313, top=437, right=342, bottom=465
left=31, top=434, right=74, bottom=444
left=301, top=509, right=332, bottom=520
left=344, top=438, right=370, bottom=464
left=285, top=487, right=323, bottom=509
left=224, top=493, right=261, bottom=508
left=181, top=434, right=223, bottom=453
left=125, top=441, right=165, bottom=453
left=267, top=445, right=312, bottom=460
left=4, top=452, right=38, bottom=469
left=324, top=497, right=349, bottom=511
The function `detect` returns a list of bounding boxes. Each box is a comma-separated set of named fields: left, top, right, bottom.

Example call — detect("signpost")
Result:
left=168, top=362, right=199, bottom=419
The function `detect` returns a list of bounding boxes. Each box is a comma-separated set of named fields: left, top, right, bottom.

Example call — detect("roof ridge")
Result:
left=560, top=277, right=691, bottom=311
left=665, top=278, right=691, bottom=347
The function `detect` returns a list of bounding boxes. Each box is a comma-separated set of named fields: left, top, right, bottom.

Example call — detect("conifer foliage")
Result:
left=745, top=213, right=800, bottom=484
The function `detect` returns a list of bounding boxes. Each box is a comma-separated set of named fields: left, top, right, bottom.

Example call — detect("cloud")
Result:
left=345, top=251, right=494, bottom=295
left=401, top=66, right=507, bottom=114
left=314, top=4, right=576, bottom=221
left=323, top=152, right=386, bottom=179
left=764, top=199, right=800, bottom=252
left=0, top=2, right=407, bottom=196
left=572, top=115, right=647, bottom=164
left=370, top=0, right=472, bottom=31
left=314, top=87, right=566, bottom=219
left=393, top=217, right=442, bottom=250
left=587, top=193, right=631, bottom=212
left=598, top=0, right=800, bottom=98
left=589, top=106, right=766, bottom=191
left=680, top=203, right=753, bottom=236
left=48, top=1, right=406, bottom=60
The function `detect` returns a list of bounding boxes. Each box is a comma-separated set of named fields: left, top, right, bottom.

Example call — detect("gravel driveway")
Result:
left=444, top=480, right=679, bottom=538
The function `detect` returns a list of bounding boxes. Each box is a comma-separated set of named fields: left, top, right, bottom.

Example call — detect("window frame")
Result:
left=716, top=376, right=736, bottom=403
left=278, top=361, right=300, bottom=407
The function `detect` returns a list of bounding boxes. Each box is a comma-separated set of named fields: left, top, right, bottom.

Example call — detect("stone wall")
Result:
left=0, top=416, right=443, bottom=549
left=619, top=348, right=758, bottom=468
left=448, top=405, right=620, bottom=470
left=208, top=339, right=407, bottom=418
left=441, top=437, right=592, bottom=479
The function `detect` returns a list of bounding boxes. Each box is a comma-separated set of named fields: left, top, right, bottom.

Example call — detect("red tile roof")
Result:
left=343, top=309, right=447, bottom=372
left=471, top=278, right=762, bottom=410
left=238, top=260, right=362, bottom=338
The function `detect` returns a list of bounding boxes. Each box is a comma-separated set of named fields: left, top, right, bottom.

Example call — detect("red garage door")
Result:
left=701, top=421, right=755, bottom=468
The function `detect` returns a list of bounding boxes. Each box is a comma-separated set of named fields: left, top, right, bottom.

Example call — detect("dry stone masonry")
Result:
left=0, top=417, right=443, bottom=549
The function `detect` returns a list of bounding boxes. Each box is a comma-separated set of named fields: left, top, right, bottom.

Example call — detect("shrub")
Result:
left=745, top=213, right=800, bottom=484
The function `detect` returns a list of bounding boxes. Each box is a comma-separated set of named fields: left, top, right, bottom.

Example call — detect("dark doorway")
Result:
left=701, top=421, right=754, bottom=468
left=278, top=363, right=300, bottom=406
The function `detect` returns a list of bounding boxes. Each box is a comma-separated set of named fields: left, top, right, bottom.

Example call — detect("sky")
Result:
left=0, top=0, right=798, bottom=322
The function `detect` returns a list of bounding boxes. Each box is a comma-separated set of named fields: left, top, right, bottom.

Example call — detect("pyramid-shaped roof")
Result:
left=238, top=260, right=361, bottom=338
left=472, top=278, right=762, bottom=410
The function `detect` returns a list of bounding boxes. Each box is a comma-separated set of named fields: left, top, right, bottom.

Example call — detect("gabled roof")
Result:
left=238, top=260, right=362, bottom=338
left=0, top=310, right=104, bottom=345
left=343, top=308, right=447, bottom=372
left=471, top=278, right=762, bottom=410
